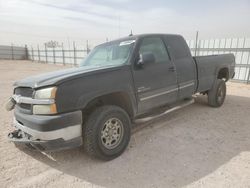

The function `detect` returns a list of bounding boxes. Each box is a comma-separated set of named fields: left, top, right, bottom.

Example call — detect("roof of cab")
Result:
left=99, top=33, right=182, bottom=46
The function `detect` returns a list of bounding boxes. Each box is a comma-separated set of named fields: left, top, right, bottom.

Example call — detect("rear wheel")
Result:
left=83, top=105, right=131, bottom=160
left=208, top=79, right=226, bottom=107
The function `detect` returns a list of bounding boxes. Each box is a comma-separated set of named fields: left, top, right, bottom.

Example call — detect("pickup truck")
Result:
left=6, top=34, right=235, bottom=160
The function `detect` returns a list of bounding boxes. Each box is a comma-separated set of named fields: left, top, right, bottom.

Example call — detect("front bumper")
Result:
left=8, top=110, right=83, bottom=151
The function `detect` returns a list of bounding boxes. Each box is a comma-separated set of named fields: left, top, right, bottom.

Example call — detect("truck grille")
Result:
left=15, top=87, right=33, bottom=98
left=14, top=87, right=33, bottom=113
left=19, top=103, right=32, bottom=110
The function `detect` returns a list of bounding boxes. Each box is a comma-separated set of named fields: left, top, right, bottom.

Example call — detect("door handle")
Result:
left=168, top=66, right=176, bottom=72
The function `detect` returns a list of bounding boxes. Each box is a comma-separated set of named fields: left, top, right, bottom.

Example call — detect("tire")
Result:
left=208, top=79, right=226, bottom=107
left=83, top=105, right=131, bottom=160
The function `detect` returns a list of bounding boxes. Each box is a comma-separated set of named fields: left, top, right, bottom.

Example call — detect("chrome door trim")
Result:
left=139, top=81, right=195, bottom=102
left=140, top=87, right=178, bottom=101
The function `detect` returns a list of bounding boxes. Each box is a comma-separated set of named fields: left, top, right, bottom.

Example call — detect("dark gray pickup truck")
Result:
left=6, top=34, right=235, bottom=160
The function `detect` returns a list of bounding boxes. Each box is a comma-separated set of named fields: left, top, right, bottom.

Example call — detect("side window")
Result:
left=139, top=37, right=170, bottom=63
left=164, top=36, right=191, bottom=59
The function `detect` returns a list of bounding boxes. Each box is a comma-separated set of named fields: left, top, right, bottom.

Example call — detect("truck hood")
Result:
left=14, top=65, right=119, bottom=89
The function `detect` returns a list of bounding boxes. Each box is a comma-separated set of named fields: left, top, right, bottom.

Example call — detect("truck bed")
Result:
left=194, top=54, right=235, bottom=93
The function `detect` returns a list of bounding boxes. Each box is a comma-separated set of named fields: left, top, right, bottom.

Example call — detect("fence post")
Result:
left=235, top=38, right=239, bottom=57
left=247, top=69, right=250, bottom=84
left=207, top=39, right=211, bottom=55
left=73, top=41, right=76, bottom=66
left=37, top=45, right=40, bottom=62
left=194, top=31, right=199, bottom=56
left=238, top=38, right=246, bottom=79
left=201, top=39, right=205, bottom=56
left=62, top=43, right=65, bottom=65
left=197, top=40, right=201, bottom=56
left=212, top=39, right=216, bottom=55
left=31, top=46, right=34, bottom=61
left=24, top=44, right=28, bottom=60
left=246, top=50, right=250, bottom=84
left=53, top=46, right=56, bottom=64
left=11, top=44, right=14, bottom=60
left=45, top=44, right=48, bottom=63
left=229, top=38, right=233, bottom=53
left=86, top=40, right=90, bottom=54
left=223, top=38, right=227, bottom=53
left=217, top=39, right=221, bottom=54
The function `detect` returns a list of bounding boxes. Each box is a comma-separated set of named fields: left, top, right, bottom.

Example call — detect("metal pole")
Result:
left=240, top=38, right=246, bottom=63
left=73, top=41, right=76, bottom=66
left=194, top=31, right=199, bottom=56
left=53, top=46, right=56, bottom=64
left=37, top=45, right=40, bottom=62
left=207, top=39, right=211, bottom=55
left=246, top=50, right=250, bottom=84
left=235, top=38, right=239, bottom=57
left=67, top=37, right=72, bottom=64
left=31, top=46, right=34, bottom=61
left=86, top=40, right=90, bottom=54
left=45, top=44, right=48, bottom=63
left=238, top=38, right=246, bottom=80
left=212, top=39, right=216, bottom=55
left=202, top=39, right=205, bottom=56
left=223, top=38, right=227, bottom=53
left=247, top=70, right=250, bottom=84
left=218, top=39, right=221, bottom=54
left=197, top=40, right=201, bottom=56
left=25, top=44, right=28, bottom=60
left=234, top=38, right=240, bottom=80
left=11, top=44, right=14, bottom=60
left=229, top=38, right=233, bottom=53
left=62, top=43, right=65, bottom=65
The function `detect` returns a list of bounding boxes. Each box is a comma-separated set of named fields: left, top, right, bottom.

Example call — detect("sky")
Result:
left=0, top=0, right=250, bottom=47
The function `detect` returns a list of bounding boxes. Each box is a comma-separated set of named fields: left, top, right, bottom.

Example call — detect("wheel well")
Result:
left=82, top=92, right=134, bottom=119
left=217, top=68, right=229, bottom=81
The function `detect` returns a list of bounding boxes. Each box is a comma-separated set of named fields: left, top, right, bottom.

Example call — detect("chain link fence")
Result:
left=187, top=38, right=250, bottom=83
left=0, top=45, right=28, bottom=60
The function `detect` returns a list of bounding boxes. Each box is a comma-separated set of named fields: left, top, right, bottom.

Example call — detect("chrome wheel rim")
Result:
left=101, top=118, right=124, bottom=149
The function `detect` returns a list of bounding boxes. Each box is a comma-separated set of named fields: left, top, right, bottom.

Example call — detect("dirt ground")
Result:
left=1, top=60, right=250, bottom=188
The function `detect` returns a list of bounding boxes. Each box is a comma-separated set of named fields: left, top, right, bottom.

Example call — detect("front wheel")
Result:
left=208, top=79, right=226, bottom=107
left=83, top=105, right=131, bottom=160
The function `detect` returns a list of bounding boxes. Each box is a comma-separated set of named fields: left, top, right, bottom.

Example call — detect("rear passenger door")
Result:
left=133, top=36, right=178, bottom=113
left=164, top=36, right=197, bottom=99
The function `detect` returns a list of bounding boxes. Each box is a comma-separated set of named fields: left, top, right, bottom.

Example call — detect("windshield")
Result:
left=80, top=39, right=135, bottom=67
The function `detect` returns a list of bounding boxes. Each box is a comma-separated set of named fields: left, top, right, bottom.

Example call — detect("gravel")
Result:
left=1, top=60, right=250, bottom=188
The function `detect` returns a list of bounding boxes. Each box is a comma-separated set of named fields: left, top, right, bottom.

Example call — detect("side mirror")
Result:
left=137, top=53, right=155, bottom=67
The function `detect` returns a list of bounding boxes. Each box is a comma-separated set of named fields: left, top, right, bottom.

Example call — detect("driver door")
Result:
left=133, top=37, right=178, bottom=113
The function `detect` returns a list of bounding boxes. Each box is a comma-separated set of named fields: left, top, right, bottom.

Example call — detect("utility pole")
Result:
left=194, top=31, right=199, bottom=56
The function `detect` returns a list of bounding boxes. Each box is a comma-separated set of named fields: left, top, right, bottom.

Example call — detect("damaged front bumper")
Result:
left=8, top=129, right=83, bottom=151
left=8, top=110, right=83, bottom=151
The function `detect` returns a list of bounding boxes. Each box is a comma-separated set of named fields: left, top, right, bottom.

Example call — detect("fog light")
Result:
left=33, top=104, right=57, bottom=115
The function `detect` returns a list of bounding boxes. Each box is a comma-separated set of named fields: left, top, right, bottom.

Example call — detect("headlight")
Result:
left=33, top=87, right=57, bottom=114
left=34, top=87, right=57, bottom=99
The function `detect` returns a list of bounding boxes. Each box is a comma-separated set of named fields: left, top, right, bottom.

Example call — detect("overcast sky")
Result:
left=0, top=0, right=250, bottom=47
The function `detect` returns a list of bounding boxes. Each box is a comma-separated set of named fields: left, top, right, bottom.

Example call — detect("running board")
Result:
left=135, top=99, right=194, bottom=124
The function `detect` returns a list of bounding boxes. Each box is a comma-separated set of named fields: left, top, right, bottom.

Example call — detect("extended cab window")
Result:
left=164, top=36, right=191, bottom=59
left=139, top=37, right=169, bottom=63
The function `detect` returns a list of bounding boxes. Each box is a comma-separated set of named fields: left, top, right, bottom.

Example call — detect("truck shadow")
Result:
left=19, top=94, right=250, bottom=187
